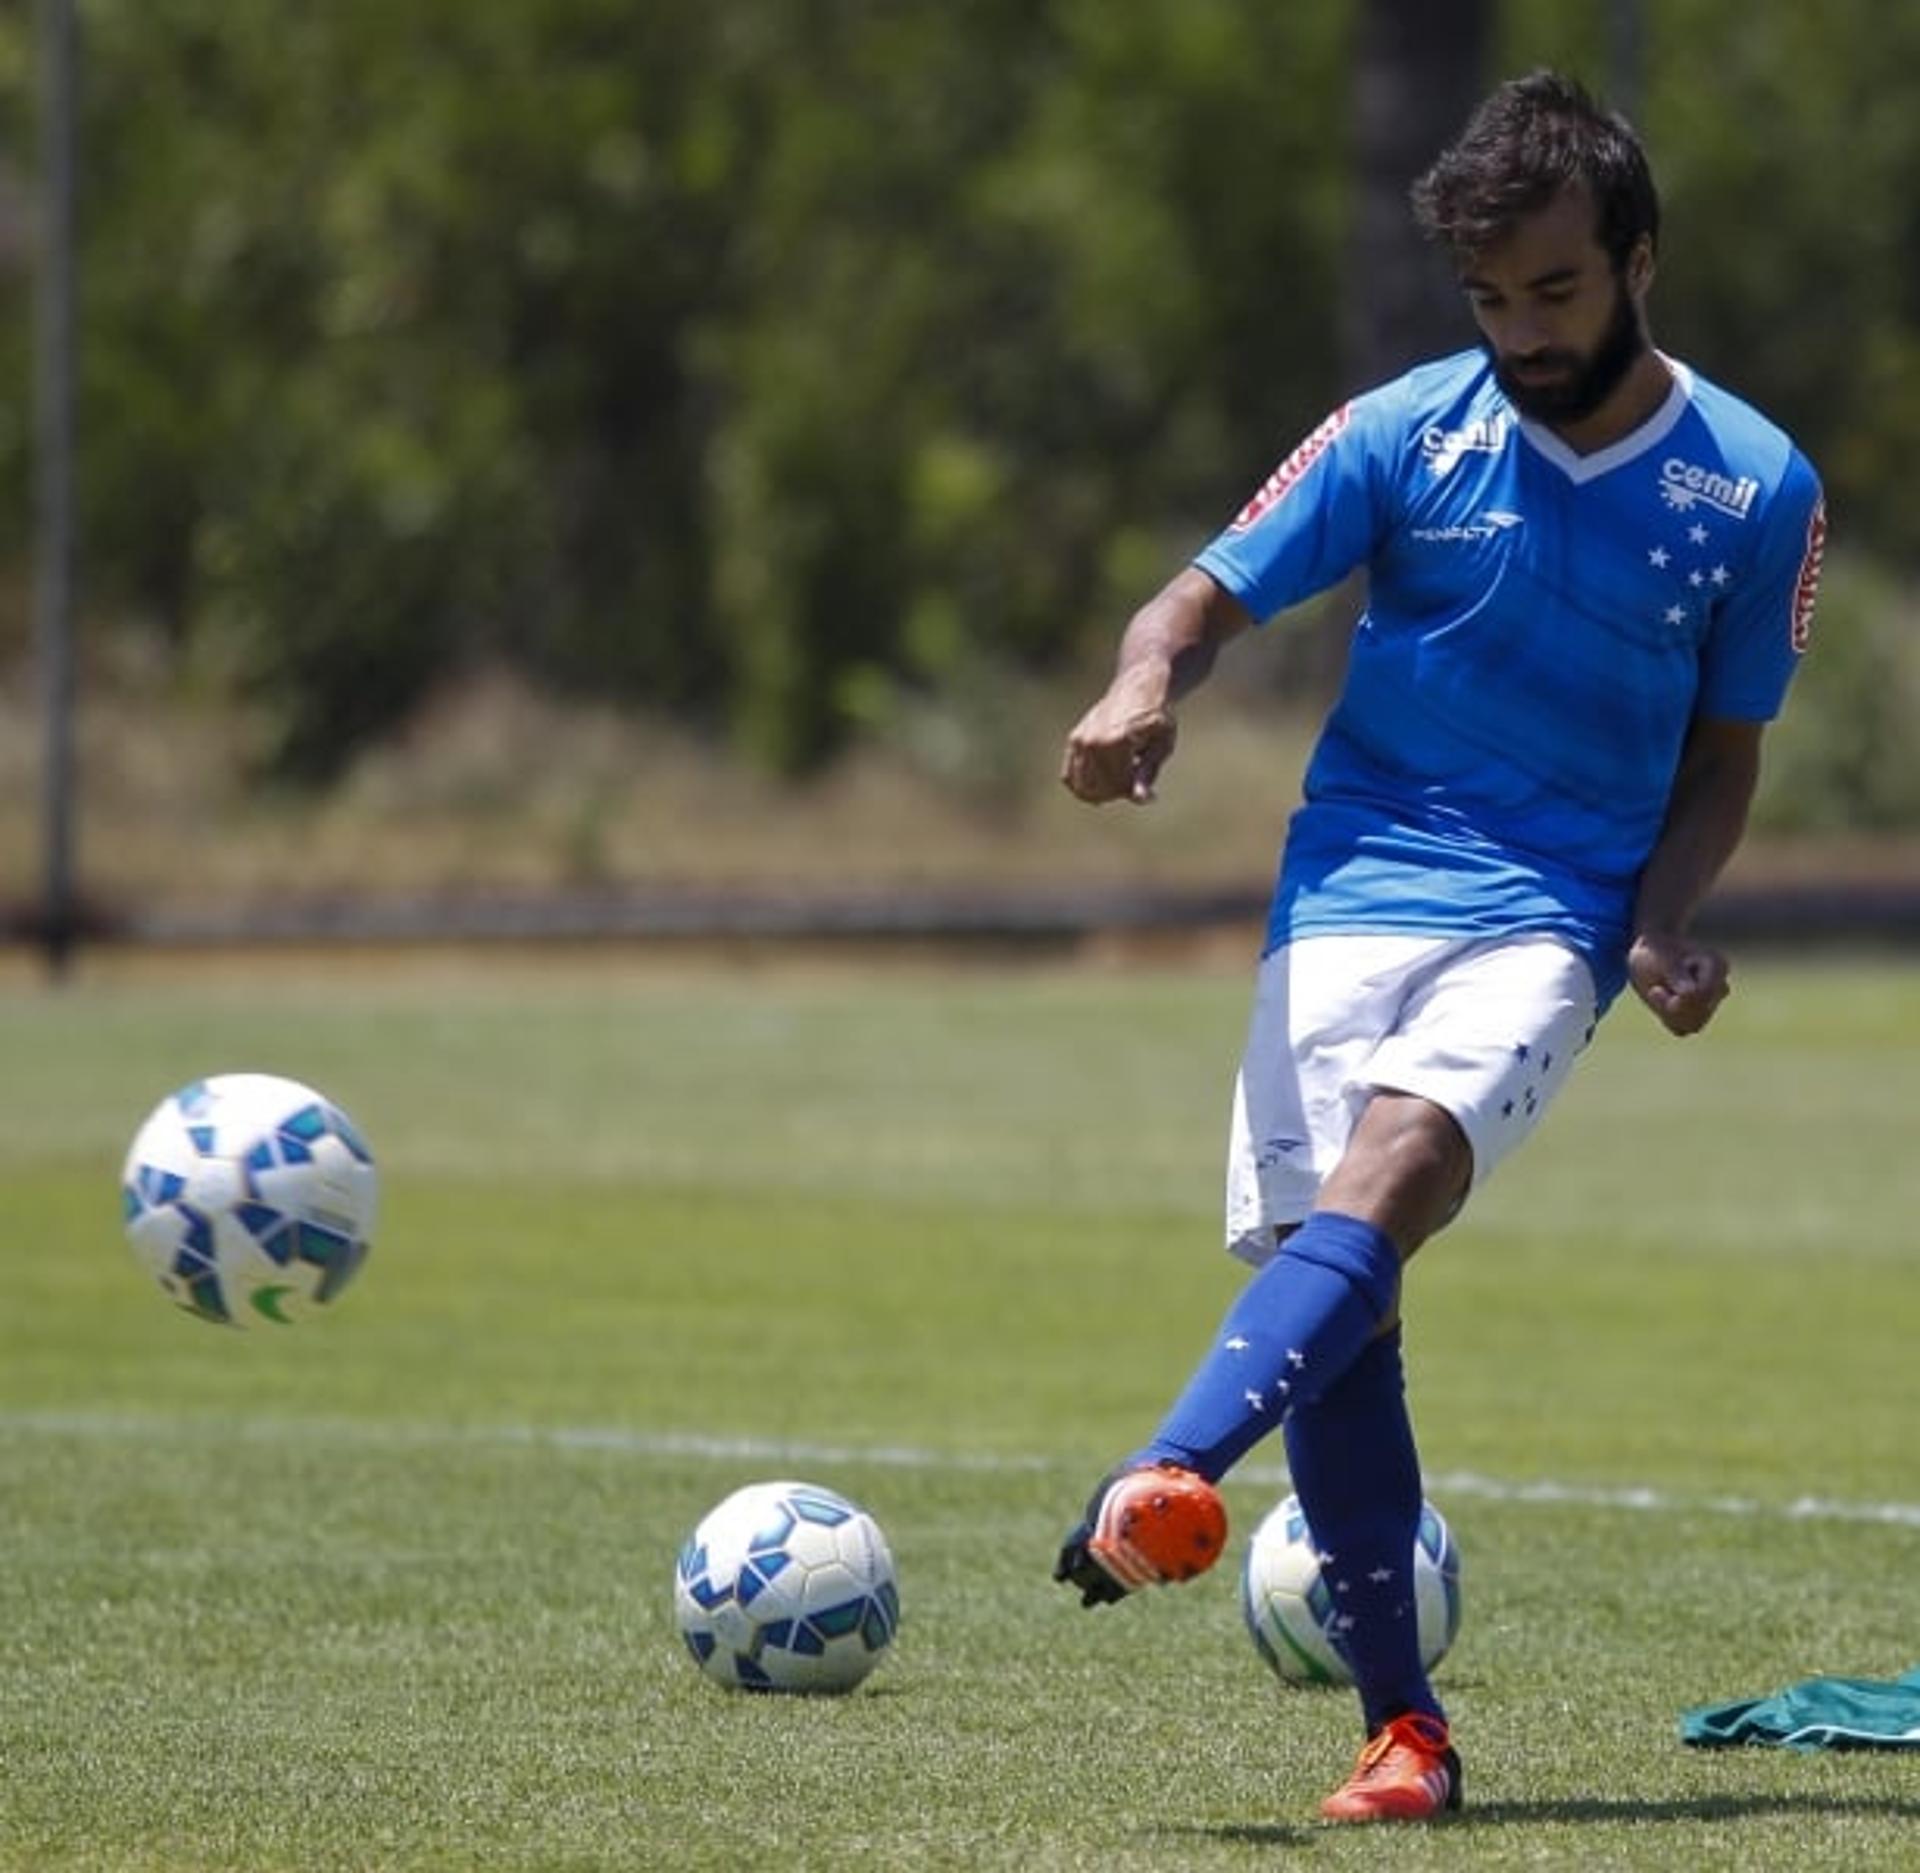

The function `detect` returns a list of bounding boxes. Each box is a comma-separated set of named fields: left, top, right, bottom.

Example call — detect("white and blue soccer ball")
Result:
left=674, top=1480, right=900, bottom=1694
left=120, top=1073, right=377, bottom=1329
left=1241, top=1492, right=1462, bottom=1687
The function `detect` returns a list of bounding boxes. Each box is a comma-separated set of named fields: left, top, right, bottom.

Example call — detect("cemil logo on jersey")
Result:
left=1229, top=405, right=1351, bottom=532
left=1421, top=413, right=1510, bottom=477
left=1659, top=457, right=1759, bottom=521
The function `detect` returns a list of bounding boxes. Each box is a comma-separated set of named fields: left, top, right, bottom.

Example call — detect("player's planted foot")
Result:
left=1319, top=1712, right=1462, bottom=1824
left=1051, top=1462, right=1227, bottom=1606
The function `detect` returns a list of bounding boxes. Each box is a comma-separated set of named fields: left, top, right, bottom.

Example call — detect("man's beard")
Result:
left=1491, top=279, right=1646, bottom=425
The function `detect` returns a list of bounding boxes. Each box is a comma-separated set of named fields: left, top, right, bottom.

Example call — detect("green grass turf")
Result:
left=2, top=953, right=1918, bottom=1870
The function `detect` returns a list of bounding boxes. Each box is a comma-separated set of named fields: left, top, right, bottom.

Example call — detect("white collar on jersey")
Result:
left=1514, top=354, right=1694, bottom=484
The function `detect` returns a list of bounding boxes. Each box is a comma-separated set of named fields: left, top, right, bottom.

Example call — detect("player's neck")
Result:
left=1543, top=348, right=1675, bottom=457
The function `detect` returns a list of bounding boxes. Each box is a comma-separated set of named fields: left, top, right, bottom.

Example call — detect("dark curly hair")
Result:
left=1411, top=70, right=1660, bottom=271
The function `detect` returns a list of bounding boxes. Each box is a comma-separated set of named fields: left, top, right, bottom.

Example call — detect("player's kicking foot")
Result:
left=1051, top=1462, right=1227, bottom=1606
left=1319, top=1712, right=1462, bottom=1824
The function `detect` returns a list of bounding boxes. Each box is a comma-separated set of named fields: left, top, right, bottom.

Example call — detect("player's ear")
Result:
left=1624, top=234, right=1655, bottom=298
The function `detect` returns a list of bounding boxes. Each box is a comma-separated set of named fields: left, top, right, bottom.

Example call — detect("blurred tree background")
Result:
left=2, top=0, right=1917, bottom=862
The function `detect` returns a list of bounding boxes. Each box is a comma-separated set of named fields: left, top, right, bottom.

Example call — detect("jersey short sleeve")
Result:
left=1192, top=382, right=1409, bottom=620
left=1698, top=451, right=1825, bottom=721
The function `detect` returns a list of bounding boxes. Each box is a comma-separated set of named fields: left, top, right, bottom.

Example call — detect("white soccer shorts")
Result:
left=1225, top=931, right=1599, bottom=1265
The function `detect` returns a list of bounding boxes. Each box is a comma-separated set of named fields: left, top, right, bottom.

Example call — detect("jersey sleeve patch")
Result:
left=1229, top=404, right=1352, bottom=533
left=1791, top=496, right=1826, bottom=653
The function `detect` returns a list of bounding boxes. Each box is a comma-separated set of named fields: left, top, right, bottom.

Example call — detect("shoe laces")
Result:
left=1352, top=1713, right=1449, bottom=1782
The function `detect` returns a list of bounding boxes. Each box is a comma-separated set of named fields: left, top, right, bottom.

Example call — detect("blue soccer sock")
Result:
left=1282, top=1326, right=1443, bottom=1733
left=1138, top=1211, right=1401, bottom=1483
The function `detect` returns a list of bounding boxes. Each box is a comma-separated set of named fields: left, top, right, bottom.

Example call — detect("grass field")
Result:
left=2, top=949, right=1918, bottom=1870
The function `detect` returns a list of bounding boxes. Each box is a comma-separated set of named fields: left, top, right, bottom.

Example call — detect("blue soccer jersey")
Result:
left=1194, top=349, right=1826, bottom=1006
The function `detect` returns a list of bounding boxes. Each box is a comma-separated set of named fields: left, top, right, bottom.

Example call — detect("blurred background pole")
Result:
left=34, top=0, right=79, bottom=978
left=1343, top=0, right=1493, bottom=388
left=1608, top=0, right=1645, bottom=124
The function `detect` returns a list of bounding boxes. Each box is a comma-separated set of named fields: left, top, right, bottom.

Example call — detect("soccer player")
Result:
left=1051, top=70, right=1826, bottom=1825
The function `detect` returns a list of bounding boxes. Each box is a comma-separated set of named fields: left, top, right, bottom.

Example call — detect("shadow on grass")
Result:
left=1163, top=1788, right=1920, bottom=1849
left=1467, top=1792, right=1920, bottom=1826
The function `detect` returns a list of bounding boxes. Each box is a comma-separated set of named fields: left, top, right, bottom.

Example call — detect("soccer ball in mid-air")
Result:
left=121, top=1073, right=377, bottom=1329
left=1241, top=1492, right=1461, bottom=1687
left=674, top=1480, right=900, bottom=1694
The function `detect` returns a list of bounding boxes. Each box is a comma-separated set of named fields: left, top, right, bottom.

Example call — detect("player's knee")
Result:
left=1338, top=1095, right=1472, bottom=1244
left=1384, top=1102, right=1470, bottom=1205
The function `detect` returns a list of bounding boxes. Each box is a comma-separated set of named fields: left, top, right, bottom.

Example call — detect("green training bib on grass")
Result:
left=1681, top=1667, right=1920, bottom=1750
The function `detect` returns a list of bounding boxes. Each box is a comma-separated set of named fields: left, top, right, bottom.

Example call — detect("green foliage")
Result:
left=1644, top=3, right=1920, bottom=563
left=65, top=0, right=757, bottom=773
left=3, top=1, right=1345, bottom=780
left=1754, top=553, right=1920, bottom=833
left=697, top=1, right=1350, bottom=770
left=5, top=1, right=1920, bottom=806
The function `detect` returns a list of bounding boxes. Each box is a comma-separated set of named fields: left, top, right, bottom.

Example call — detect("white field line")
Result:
left=4, top=1407, right=1919, bottom=1530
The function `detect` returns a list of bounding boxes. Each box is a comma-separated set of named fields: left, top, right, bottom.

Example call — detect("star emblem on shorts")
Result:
left=1368, top=1566, right=1396, bottom=1583
left=1225, top=1335, right=1250, bottom=1353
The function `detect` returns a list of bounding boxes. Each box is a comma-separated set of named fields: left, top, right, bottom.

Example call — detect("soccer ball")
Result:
left=1241, top=1492, right=1461, bottom=1687
left=674, top=1480, right=900, bottom=1694
left=120, top=1073, right=377, bottom=1329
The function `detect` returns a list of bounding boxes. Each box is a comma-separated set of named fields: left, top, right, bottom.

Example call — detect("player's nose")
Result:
left=1493, top=303, right=1555, bottom=357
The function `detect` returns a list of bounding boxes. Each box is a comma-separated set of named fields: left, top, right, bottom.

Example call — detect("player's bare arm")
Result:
left=1060, top=569, right=1252, bottom=805
left=1628, top=715, right=1765, bottom=1037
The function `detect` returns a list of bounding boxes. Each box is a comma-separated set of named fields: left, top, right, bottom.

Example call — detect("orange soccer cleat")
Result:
left=1319, top=1712, right=1463, bottom=1824
left=1052, top=1462, right=1228, bottom=1606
